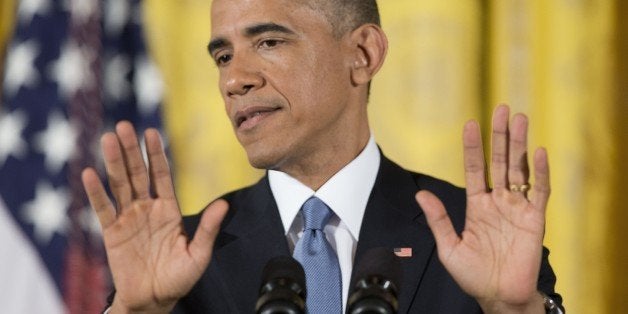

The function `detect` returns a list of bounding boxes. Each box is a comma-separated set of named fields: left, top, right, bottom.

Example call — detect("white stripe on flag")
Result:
left=0, top=197, right=66, bottom=314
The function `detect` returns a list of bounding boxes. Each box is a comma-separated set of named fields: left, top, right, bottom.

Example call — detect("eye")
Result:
left=215, top=53, right=232, bottom=66
left=259, top=39, right=283, bottom=49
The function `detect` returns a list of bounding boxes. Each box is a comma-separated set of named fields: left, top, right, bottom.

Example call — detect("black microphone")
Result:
left=255, top=256, right=306, bottom=314
left=347, top=247, right=402, bottom=314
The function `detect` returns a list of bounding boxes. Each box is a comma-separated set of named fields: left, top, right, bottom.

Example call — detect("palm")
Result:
left=417, top=105, right=550, bottom=311
left=82, top=122, right=227, bottom=312
left=444, top=192, right=544, bottom=302
left=103, top=199, right=193, bottom=308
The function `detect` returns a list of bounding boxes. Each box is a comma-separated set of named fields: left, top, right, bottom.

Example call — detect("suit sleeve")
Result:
left=538, top=246, right=565, bottom=312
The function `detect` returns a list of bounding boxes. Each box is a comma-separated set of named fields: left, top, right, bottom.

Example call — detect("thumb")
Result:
left=188, top=199, right=229, bottom=265
left=416, top=190, right=459, bottom=254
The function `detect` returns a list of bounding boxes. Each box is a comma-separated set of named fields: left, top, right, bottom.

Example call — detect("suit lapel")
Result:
left=354, top=155, right=436, bottom=313
left=212, top=176, right=290, bottom=313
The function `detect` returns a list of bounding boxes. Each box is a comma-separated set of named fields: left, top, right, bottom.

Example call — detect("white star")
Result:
left=17, top=0, right=51, bottom=25
left=135, top=56, right=164, bottom=115
left=64, top=0, right=98, bottom=25
left=49, top=40, right=95, bottom=99
left=104, top=54, right=131, bottom=102
left=3, top=40, right=40, bottom=97
left=33, top=111, right=78, bottom=174
left=22, top=181, right=70, bottom=245
left=0, top=110, right=29, bottom=166
left=79, top=206, right=102, bottom=236
left=104, top=0, right=130, bottom=36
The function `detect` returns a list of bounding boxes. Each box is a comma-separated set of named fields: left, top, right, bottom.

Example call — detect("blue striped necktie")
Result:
left=293, top=197, right=342, bottom=313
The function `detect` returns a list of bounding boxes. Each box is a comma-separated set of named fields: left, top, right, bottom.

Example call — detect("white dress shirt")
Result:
left=268, top=135, right=380, bottom=312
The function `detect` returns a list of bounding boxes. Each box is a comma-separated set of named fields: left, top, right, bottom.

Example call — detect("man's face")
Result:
left=209, top=0, right=363, bottom=172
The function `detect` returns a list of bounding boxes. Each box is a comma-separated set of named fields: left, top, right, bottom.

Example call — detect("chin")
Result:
left=245, top=149, right=282, bottom=170
left=240, top=136, right=293, bottom=171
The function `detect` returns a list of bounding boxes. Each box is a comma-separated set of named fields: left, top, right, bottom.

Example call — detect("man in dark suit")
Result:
left=82, top=0, right=563, bottom=313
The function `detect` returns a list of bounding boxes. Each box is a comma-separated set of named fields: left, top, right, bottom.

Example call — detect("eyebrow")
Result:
left=207, top=38, right=227, bottom=56
left=244, top=22, right=295, bottom=37
left=207, top=23, right=296, bottom=56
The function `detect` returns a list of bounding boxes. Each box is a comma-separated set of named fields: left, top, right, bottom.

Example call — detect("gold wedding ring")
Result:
left=509, top=184, right=530, bottom=193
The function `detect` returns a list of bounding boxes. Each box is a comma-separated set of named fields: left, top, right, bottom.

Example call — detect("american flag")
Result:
left=394, top=247, right=413, bottom=258
left=0, top=0, right=164, bottom=313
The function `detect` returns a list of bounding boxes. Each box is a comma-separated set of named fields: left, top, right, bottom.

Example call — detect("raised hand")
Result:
left=417, top=105, right=549, bottom=313
left=81, top=122, right=228, bottom=313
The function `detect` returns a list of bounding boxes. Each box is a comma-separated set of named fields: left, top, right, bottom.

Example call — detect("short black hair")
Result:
left=304, top=0, right=380, bottom=37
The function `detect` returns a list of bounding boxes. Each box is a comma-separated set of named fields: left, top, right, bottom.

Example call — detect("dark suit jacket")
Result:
left=167, top=154, right=562, bottom=313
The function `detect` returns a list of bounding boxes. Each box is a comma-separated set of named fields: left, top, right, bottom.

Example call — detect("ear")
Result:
left=348, top=24, right=388, bottom=86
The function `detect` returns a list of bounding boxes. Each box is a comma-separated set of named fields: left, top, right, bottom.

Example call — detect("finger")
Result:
left=416, top=191, right=459, bottom=257
left=115, top=121, right=150, bottom=200
left=145, top=128, right=175, bottom=199
left=508, top=113, right=530, bottom=187
left=490, top=104, right=510, bottom=189
left=102, top=132, right=133, bottom=210
left=463, top=120, right=487, bottom=196
left=82, top=168, right=116, bottom=228
left=530, top=148, right=551, bottom=212
left=189, top=199, right=229, bottom=264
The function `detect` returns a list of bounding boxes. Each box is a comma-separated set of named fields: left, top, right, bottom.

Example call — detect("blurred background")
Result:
left=0, top=0, right=626, bottom=313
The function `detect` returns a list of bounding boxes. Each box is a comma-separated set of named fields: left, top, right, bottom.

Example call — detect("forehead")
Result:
left=210, top=0, right=330, bottom=37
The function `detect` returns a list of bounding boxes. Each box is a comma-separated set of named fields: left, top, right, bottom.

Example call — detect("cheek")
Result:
left=312, top=53, right=350, bottom=96
left=289, top=62, right=344, bottom=102
left=264, top=46, right=349, bottom=115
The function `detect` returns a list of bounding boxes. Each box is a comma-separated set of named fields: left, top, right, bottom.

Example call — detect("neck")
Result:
left=279, top=127, right=370, bottom=191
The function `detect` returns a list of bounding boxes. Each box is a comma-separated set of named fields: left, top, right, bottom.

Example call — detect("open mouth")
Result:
left=235, top=106, right=281, bottom=128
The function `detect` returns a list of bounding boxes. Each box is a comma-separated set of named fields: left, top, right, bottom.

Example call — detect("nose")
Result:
left=223, top=54, right=264, bottom=97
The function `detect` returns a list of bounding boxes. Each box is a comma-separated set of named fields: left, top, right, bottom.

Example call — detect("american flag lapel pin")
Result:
left=394, top=247, right=412, bottom=258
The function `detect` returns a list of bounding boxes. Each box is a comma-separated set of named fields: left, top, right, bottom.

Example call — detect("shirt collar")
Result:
left=269, top=136, right=380, bottom=240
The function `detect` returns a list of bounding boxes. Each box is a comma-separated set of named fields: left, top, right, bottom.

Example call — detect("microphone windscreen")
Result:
left=257, top=256, right=306, bottom=314
left=261, top=255, right=306, bottom=291
left=351, top=247, right=402, bottom=291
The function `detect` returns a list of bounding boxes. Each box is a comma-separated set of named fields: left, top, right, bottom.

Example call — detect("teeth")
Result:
left=252, top=112, right=261, bottom=117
